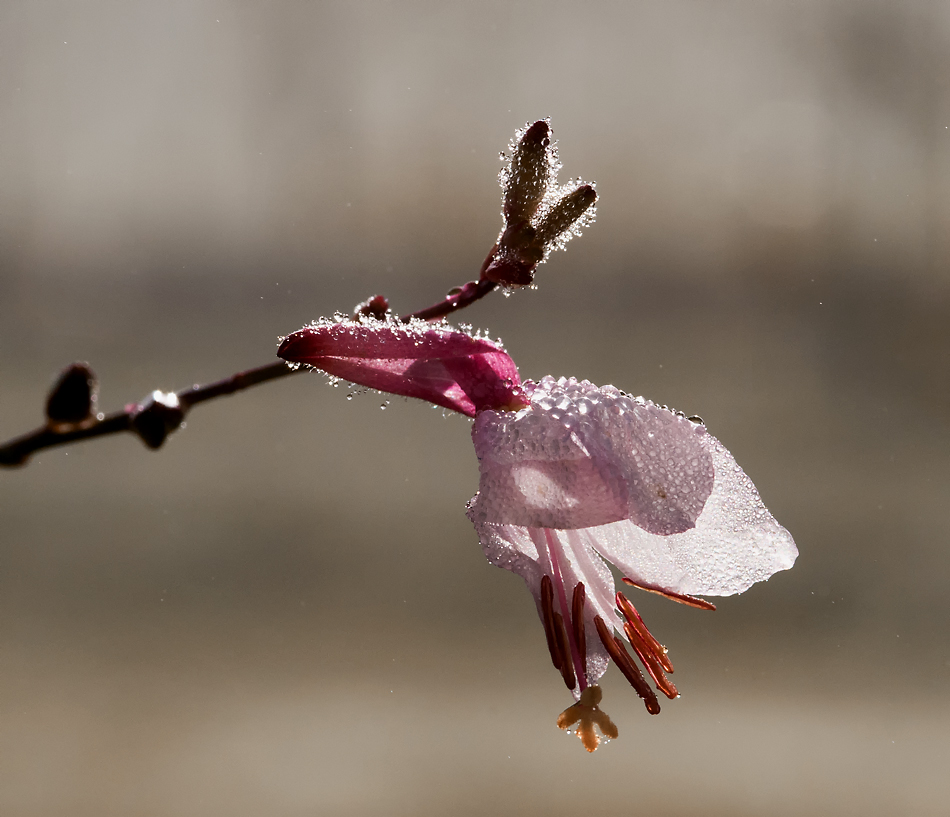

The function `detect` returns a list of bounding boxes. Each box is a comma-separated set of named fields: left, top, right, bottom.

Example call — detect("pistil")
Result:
left=557, top=685, right=618, bottom=753
left=571, top=582, right=587, bottom=669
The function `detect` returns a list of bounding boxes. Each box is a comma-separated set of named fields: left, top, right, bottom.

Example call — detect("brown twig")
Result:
left=0, top=274, right=498, bottom=468
left=2, top=117, right=598, bottom=468
left=402, top=249, right=497, bottom=322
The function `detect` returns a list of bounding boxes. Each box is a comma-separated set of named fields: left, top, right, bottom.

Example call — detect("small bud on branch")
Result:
left=45, top=363, right=98, bottom=426
left=502, top=119, right=552, bottom=223
left=484, top=119, right=597, bottom=288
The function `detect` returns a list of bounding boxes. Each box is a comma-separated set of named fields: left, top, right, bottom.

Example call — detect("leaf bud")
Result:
left=502, top=120, right=553, bottom=223
left=485, top=120, right=597, bottom=289
left=534, top=184, right=598, bottom=247
left=45, top=362, right=97, bottom=425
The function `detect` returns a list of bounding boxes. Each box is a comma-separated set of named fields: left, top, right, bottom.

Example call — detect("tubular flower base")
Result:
left=467, top=376, right=797, bottom=750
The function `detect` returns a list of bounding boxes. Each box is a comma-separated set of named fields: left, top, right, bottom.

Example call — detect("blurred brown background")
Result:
left=1, top=2, right=948, bottom=815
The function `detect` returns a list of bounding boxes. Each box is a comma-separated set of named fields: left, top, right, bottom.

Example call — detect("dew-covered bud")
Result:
left=502, top=120, right=554, bottom=223
left=485, top=120, right=597, bottom=289
left=46, top=362, right=97, bottom=425
left=534, top=184, right=597, bottom=248
left=130, top=390, right=185, bottom=449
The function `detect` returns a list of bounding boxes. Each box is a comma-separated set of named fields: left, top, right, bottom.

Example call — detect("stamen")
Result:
left=540, top=575, right=564, bottom=671
left=553, top=611, right=577, bottom=690
left=594, top=615, right=660, bottom=715
left=616, top=593, right=674, bottom=673
left=622, top=577, right=717, bottom=611
left=623, top=621, right=679, bottom=700
left=571, top=582, right=587, bottom=669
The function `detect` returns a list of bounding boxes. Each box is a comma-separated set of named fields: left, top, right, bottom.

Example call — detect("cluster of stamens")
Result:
left=540, top=571, right=716, bottom=751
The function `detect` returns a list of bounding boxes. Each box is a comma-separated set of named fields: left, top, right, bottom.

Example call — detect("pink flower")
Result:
left=279, top=322, right=797, bottom=751
left=467, top=375, right=797, bottom=748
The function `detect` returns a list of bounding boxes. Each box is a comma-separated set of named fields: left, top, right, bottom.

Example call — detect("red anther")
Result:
left=594, top=615, right=660, bottom=715
left=571, top=582, right=587, bottom=668
left=622, top=577, right=717, bottom=611
left=553, top=611, right=577, bottom=691
left=616, top=593, right=674, bottom=674
left=623, top=622, right=679, bottom=700
left=540, top=575, right=564, bottom=671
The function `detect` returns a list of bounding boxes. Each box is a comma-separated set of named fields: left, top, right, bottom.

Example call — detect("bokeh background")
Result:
left=2, top=2, right=949, bottom=815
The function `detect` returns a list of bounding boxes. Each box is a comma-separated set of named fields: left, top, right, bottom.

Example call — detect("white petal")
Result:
left=469, top=378, right=715, bottom=534
left=585, top=432, right=797, bottom=596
